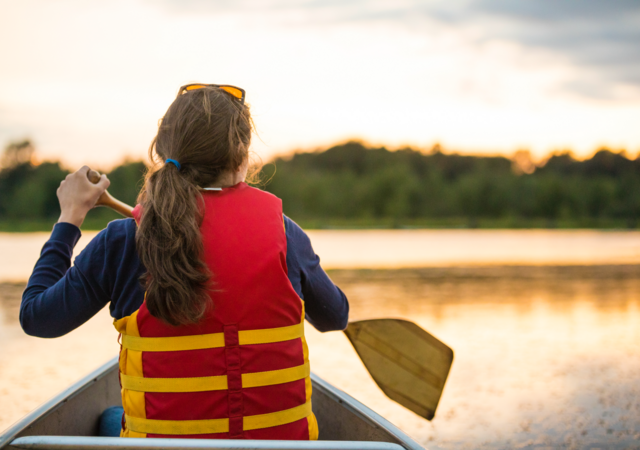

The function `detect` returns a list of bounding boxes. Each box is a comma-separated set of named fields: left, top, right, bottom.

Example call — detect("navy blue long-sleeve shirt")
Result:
left=21, top=216, right=348, bottom=337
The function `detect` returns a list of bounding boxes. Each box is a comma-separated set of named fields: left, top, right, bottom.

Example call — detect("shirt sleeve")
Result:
left=284, top=216, right=349, bottom=332
left=20, top=223, right=113, bottom=338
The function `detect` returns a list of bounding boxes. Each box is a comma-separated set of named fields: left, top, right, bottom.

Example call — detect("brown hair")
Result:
left=136, top=87, right=252, bottom=326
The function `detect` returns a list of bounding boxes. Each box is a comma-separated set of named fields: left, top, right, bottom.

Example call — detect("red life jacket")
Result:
left=114, top=182, right=318, bottom=440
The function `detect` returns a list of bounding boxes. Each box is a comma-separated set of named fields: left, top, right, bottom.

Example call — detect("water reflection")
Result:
left=0, top=283, right=22, bottom=325
left=4, top=230, right=640, bottom=282
left=309, top=267, right=640, bottom=449
left=2, top=267, right=640, bottom=449
left=0, top=283, right=118, bottom=432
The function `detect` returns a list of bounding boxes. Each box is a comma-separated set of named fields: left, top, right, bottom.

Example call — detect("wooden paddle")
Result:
left=343, top=319, right=453, bottom=420
left=87, top=170, right=135, bottom=218
left=86, top=169, right=454, bottom=420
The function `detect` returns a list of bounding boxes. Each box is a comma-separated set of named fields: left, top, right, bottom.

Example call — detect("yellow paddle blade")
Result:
left=343, top=319, right=453, bottom=420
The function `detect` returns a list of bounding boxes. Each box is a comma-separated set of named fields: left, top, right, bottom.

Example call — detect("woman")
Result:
left=20, top=84, right=349, bottom=440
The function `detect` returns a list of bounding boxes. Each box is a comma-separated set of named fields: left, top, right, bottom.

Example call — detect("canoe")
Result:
left=0, top=358, right=425, bottom=450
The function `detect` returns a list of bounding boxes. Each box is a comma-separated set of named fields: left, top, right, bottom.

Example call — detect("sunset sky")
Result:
left=1, top=0, right=639, bottom=168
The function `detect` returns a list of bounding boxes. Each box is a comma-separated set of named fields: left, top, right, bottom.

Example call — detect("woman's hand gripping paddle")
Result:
left=86, top=169, right=454, bottom=420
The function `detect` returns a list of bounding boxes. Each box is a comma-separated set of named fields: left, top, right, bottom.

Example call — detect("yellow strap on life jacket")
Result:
left=244, top=401, right=311, bottom=431
left=121, top=362, right=310, bottom=393
left=121, top=374, right=228, bottom=393
left=121, top=323, right=303, bottom=352
left=243, top=361, right=310, bottom=389
left=124, top=400, right=312, bottom=435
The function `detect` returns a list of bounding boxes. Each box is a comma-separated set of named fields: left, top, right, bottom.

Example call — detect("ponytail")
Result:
left=136, top=86, right=252, bottom=326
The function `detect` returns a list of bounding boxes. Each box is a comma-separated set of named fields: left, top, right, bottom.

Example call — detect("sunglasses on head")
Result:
left=179, top=84, right=246, bottom=105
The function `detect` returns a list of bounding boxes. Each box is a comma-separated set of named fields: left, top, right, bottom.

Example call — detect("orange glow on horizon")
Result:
left=0, top=2, right=639, bottom=168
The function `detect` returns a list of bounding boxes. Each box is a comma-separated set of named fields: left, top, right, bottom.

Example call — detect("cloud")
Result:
left=2, top=0, right=639, bottom=164
left=460, top=0, right=640, bottom=98
left=149, top=0, right=640, bottom=100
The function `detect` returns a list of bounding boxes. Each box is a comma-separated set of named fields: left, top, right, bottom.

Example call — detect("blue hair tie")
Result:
left=165, top=159, right=181, bottom=170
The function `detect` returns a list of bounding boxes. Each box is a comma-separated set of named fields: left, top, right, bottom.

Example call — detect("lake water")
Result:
left=4, top=229, right=640, bottom=281
left=1, top=230, right=640, bottom=449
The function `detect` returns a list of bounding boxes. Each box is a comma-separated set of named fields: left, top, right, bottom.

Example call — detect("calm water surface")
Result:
left=3, top=229, right=640, bottom=281
left=1, top=231, right=640, bottom=449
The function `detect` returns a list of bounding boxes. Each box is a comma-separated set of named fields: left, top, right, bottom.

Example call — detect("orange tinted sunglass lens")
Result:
left=184, top=84, right=207, bottom=91
left=220, top=86, right=243, bottom=100
left=181, top=84, right=244, bottom=102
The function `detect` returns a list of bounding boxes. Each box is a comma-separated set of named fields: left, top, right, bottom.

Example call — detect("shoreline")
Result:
left=4, top=264, right=640, bottom=289
left=2, top=217, right=640, bottom=233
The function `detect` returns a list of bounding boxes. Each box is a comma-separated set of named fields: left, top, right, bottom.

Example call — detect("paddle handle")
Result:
left=87, top=169, right=135, bottom=218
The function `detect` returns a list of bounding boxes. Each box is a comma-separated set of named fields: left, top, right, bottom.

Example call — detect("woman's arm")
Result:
left=284, top=216, right=349, bottom=332
left=20, top=166, right=112, bottom=337
left=20, top=223, right=112, bottom=337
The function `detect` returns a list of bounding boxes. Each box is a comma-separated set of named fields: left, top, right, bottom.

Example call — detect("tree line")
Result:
left=263, top=142, right=640, bottom=228
left=1, top=139, right=639, bottom=230
left=0, top=140, right=146, bottom=230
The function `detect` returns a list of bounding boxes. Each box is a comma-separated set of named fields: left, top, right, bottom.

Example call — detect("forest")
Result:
left=1, top=139, right=639, bottom=230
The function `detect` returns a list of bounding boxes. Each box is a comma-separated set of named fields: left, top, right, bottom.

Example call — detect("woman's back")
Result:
left=118, top=184, right=316, bottom=439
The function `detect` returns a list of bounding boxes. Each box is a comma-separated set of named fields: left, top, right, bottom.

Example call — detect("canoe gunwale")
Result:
left=8, top=436, right=405, bottom=450
left=309, top=374, right=423, bottom=450
left=0, top=358, right=424, bottom=450
left=0, top=358, right=119, bottom=449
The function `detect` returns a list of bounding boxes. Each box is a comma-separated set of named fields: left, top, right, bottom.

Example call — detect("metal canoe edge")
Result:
left=8, top=436, right=406, bottom=450
left=310, top=373, right=425, bottom=450
left=0, top=360, right=427, bottom=450
left=0, top=357, right=120, bottom=449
